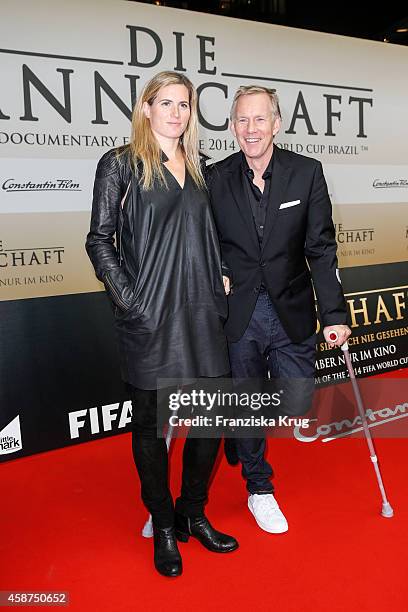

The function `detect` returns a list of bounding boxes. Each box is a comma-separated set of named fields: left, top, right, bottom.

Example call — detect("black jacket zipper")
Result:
left=104, top=272, right=130, bottom=311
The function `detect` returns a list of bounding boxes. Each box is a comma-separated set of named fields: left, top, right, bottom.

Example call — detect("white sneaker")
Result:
left=248, top=493, right=289, bottom=533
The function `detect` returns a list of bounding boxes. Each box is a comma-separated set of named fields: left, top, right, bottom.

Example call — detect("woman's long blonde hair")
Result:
left=127, top=71, right=205, bottom=190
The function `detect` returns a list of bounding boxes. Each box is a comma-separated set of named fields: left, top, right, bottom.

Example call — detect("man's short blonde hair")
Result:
left=230, top=85, right=281, bottom=121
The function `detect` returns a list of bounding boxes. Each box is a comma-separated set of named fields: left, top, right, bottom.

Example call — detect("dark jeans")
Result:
left=228, top=288, right=316, bottom=495
left=130, top=385, right=221, bottom=528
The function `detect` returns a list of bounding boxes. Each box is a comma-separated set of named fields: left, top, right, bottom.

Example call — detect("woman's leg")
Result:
left=175, top=436, right=221, bottom=518
left=175, top=374, right=231, bottom=517
left=130, top=386, right=182, bottom=576
left=174, top=376, right=238, bottom=553
left=130, top=386, right=174, bottom=528
left=174, top=434, right=238, bottom=552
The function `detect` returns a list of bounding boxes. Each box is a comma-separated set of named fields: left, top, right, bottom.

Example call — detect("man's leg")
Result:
left=230, top=292, right=315, bottom=534
left=267, top=331, right=316, bottom=416
left=228, top=290, right=273, bottom=495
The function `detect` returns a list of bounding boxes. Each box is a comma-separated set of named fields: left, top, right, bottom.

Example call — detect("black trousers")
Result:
left=130, top=385, right=221, bottom=528
left=228, top=288, right=315, bottom=494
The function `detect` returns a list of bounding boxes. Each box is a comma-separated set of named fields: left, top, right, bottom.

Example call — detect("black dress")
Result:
left=86, top=149, right=229, bottom=389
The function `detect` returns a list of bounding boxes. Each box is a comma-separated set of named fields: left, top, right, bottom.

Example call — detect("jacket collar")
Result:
left=261, top=146, right=292, bottom=253
left=227, top=155, right=259, bottom=252
left=226, top=146, right=292, bottom=253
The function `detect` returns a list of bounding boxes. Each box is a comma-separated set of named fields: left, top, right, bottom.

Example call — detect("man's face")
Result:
left=231, top=93, right=281, bottom=162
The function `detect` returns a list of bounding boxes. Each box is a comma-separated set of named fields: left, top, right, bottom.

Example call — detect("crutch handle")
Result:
left=328, top=330, right=348, bottom=351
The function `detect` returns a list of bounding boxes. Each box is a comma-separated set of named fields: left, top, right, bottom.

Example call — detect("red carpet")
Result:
left=1, top=375, right=407, bottom=611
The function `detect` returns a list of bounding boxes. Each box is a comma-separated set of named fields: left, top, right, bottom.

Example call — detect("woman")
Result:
left=86, top=71, right=238, bottom=577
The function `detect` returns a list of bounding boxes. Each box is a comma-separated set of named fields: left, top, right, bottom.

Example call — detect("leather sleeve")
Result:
left=85, top=149, right=135, bottom=310
left=305, top=161, right=347, bottom=326
left=221, top=260, right=233, bottom=282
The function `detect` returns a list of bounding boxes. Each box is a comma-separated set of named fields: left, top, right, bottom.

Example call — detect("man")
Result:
left=208, top=86, right=351, bottom=534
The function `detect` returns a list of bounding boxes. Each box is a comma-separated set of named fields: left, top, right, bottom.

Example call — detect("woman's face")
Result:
left=143, top=84, right=191, bottom=143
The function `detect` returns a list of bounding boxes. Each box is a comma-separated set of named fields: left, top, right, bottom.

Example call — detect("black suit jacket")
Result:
left=208, top=147, right=347, bottom=343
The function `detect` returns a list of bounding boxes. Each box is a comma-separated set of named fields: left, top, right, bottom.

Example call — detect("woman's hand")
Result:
left=223, top=275, right=231, bottom=295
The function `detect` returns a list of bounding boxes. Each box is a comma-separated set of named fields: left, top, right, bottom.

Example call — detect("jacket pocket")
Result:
left=103, top=268, right=138, bottom=313
left=289, top=269, right=311, bottom=294
left=279, top=199, right=301, bottom=209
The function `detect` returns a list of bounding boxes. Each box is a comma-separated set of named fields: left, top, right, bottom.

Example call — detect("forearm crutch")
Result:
left=328, top=331, right=394, bottom=518
left=141, top=387, right=182, bottom=538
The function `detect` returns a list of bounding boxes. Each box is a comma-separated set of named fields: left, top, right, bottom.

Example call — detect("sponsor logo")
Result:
left=68, top=401, right=132, bottom=439
left=0, top=239, right=64, bottom=268
left=2, top=178, right=81, bottom=192
left=373, top=179, right=408, bottom=188
left=294, top=401, right=408, bottom=443
left=0, top=415, right=22, bottom=455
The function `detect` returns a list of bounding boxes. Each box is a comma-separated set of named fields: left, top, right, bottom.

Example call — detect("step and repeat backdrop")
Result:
left=0, top=0, right=407, bottom=460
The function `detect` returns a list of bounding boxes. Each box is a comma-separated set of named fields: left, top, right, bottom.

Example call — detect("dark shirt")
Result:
left=242, top=152, right=274, bottom=245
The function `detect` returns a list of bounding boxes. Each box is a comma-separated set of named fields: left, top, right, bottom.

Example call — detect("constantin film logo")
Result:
left=373, top=178, right=408, bottom=188
left=294, top=400, right=408, bottom=443
left=2, top=177, right=81, bottom=192
left=0, top=416, right=22, bottom=455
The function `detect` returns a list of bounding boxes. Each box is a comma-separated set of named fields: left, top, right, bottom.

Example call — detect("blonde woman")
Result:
left=86, top=71, right=238, bottom=577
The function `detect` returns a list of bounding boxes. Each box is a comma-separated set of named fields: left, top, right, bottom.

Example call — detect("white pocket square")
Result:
left=279, top=199, right=301, bottom=209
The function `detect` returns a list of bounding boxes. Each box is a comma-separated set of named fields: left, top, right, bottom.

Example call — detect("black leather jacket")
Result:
left=86, top=147, right=229, bottom=388
left=86, top=148, right=136, bottom=312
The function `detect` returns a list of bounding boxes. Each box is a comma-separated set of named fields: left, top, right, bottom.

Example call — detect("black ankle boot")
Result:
left=153, top=526, right=182, bottom=577
left=175, top=513, right=239, bottom=553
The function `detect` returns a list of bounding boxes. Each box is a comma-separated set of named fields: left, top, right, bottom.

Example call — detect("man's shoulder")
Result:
left=206, top=148, right=320, bottom=172
left=275, top=146, right=321, bottom=170
left=208, top=151, right=241, bottom=174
